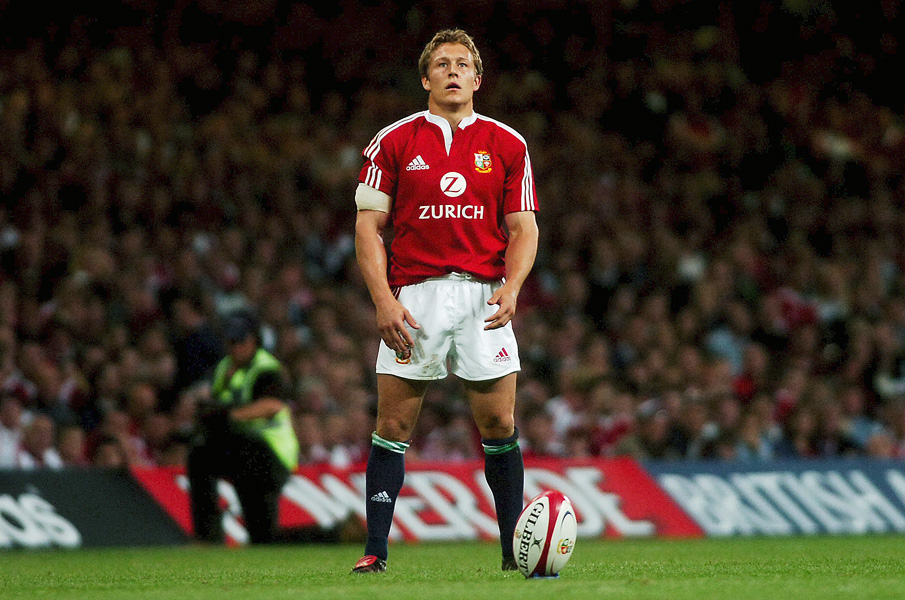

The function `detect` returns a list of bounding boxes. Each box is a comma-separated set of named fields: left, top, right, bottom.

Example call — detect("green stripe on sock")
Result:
left=372, top=432, right=410, bottom=454
left=483, top=440, right=519, bottom=455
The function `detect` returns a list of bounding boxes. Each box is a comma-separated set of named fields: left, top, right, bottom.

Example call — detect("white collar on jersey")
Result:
left=424, top=111, right=479, bottom=154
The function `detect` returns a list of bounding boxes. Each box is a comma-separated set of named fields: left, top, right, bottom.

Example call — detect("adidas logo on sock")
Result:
left=370, top=491, right=393, bottom=503
left=493, top=347, right=511, bottom=363
left=406, top=155, right=430, bottom=171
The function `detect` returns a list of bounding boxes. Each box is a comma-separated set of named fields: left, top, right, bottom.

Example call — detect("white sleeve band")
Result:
left=355, top=183, right=392, bottom=212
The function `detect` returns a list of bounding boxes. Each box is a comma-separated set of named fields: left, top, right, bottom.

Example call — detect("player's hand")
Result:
left=485, top=284, right=518, bottom=330
left=375, top=298, right=420, bottom=355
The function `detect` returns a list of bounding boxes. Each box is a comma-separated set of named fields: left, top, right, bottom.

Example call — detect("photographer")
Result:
left=187, top=310, right=299, bottom=544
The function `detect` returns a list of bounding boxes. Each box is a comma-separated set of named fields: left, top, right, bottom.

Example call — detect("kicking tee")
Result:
left=359, top=111, right=538, bottom=287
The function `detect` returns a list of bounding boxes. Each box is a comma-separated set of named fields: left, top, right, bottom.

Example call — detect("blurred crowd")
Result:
left=3, top=1, right=905, bottom=471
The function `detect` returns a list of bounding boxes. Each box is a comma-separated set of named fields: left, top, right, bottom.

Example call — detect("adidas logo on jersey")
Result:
left=493, top=348, right=511, bottom=363
left=406, top=155, right=430, bottom=171
left=370, top=491, right=393, bottom=503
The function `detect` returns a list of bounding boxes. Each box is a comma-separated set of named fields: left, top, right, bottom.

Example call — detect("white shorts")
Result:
left=376, top=273, right=521, bottom=381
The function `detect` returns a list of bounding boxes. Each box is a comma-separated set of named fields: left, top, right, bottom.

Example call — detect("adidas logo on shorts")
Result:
left=493, top=348, right=511, bottom=363
left=370, top=491, right=393, bottom=503
left=406, top=155, right=430, bottom=171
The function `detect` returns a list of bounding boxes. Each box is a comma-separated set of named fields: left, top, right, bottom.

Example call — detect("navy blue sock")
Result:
left=364, top=432, right=408, bottom=560
left=483, top=427, right=524, bottom=561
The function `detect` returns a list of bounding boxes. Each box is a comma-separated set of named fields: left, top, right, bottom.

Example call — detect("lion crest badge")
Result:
left=474, top=151, right=492, bottom=173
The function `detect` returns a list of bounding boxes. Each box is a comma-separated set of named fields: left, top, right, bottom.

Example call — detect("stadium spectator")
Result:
left=546, top=366, right=596, bottom=439
left=812, top=401, right=861, bottom=458
left=734, top=409, right=775, bottom=461
left=419, top=411, right=482, bottom=462
left=156, top=434, right=191, bottom=468
left=705, top=299, right=754, bottom=375
left=588, top=385, right=635, bottom=457
left=614, top=407, right=683, bottom=461
left=15, top=414, right=63, bottom=469
left=320, top=412, right=360, bottom=469
left=520, top=403, right=565, bottom=459
left=0, top=393, right=30, bottom=467
left=57, top=423, right=89, bottom=467
left=91, top=435, right=130, bottom=469
left=838, top=384, right=886, bottom=450
left=564, top=425, right=594, bottom=458
left=672, top=398, right=715, bottom=459
left=140, top=412, right=178, bottom=465
left=732, top=342, right=771, bottom=405
left=293, top=412, right=331, bottom=465
left=88, top=409, right=151, bottom=466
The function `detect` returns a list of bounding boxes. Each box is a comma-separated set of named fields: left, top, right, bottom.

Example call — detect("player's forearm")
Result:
left=503, top=217, right=539, bottom=294
left=355, top=219, right=396, bottom=307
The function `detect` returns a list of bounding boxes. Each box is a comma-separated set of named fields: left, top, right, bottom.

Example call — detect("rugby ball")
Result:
left=512, top=490, right=577, bottom=578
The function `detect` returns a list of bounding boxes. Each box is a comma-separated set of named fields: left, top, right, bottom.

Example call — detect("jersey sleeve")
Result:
left=358, top=129, right=399, bottom=198
left=502, top=136, right=538, bottom=214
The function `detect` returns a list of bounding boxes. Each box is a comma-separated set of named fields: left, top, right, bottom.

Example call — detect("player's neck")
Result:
left=428, top=98, right=474, bottom=133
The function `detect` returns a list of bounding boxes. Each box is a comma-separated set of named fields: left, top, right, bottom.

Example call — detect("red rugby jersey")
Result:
left=359, top=111, right=538, bottom=287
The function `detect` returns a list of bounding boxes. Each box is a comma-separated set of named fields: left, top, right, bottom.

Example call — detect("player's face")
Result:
left=421, top=43, right=481, bottom=109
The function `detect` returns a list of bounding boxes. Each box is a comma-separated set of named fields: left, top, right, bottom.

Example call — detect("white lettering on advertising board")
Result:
left=0, top=493, right=81, bottom=549
left=657, top=469, right=905, bottom=536
left=284, top=466, right=654, bottom=542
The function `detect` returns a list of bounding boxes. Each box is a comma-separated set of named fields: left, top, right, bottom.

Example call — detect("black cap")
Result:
left=222, top=310, right=258, bottom=343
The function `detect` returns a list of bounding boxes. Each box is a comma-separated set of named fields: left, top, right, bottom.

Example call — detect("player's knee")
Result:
left=376, top=418, right=413, bottom=442
left=476, top=414, right=514, bottom=440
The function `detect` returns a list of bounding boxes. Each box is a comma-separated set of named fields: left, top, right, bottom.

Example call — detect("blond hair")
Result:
left=418, top=29, right=483, bottom=78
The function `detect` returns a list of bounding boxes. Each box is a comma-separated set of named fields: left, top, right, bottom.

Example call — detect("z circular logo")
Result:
left=441, top=172, right=466, bottom=197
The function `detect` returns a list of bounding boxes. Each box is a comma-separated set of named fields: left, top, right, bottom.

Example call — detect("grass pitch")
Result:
left=2, top=536, right=904, bottom=600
